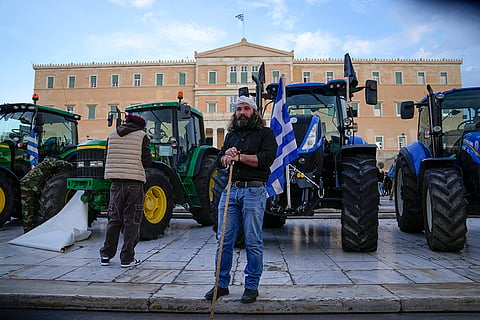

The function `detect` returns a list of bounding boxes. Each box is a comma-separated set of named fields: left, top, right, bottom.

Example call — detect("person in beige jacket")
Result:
left=100, top=114, right=151, bottom=268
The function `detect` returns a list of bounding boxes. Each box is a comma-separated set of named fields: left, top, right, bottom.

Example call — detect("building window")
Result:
left=230, top=66, right=237, bottom=84
left=208, top=71, right=216, bottom=85
left=272, top=70, right=280, bottom=83
left=240, top=66, right=248, bottom=84
left=155, top=73, right=164, bottom=86
left=47, top=76, right=54, bottom=89
left=90, top=75, right=97, bottom=88
left=372, top=71, right=380, bottom=83
left=326, top=71, right=334, bottom=82
left=87, top=105, right=96, bottom=120
left=375, top=136, right=384, bottom=150
left=394, top=71, right=403, bottom=85
left=350, top=102, right=359, bottom=116
left=68, top=75, right=75, bottom=89
left=179, top=72, right=186, bottom=86
left=303, top=71, right=311, bottom=83
left=109, top=105, right=119, bottom=118
left=251, top=65, right=259, bottom=79
left=440, top=71, right=448, bottom=85
left=395, top=102, right=402, bottom=116
left=133, top=74, right=141, bottom=87
left=229, top=96, right=237, bottom=112
left=112, top=74, right=119, bottom=87
left=66, top=105, right=75, bottom=113
left=207, top=102, right=217, bottom=113
left=398, top=134, right=407, bottom=149
left=417, top=71, right=425, bottom=84
left=373, top=103, right=382, bottom=117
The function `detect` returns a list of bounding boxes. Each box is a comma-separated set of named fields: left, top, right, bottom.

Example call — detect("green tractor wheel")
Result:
left=39, top=170, right=76, bottom=222
left=141, top=168, right=173, bottom=240
left=0, top=173, right=16, bottom=227
left=190, top=154, right=217, bottom=226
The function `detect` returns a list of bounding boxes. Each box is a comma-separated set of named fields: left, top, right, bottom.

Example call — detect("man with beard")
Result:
left=205, top=95, right=277, bottom=304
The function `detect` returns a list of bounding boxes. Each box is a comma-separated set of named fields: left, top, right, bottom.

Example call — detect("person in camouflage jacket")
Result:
left=20, top=156, right=74, bottom=233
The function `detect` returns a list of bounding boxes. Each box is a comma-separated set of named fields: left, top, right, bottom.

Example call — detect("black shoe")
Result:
left=120, top=259, right=141, bottom=268
left=240, top=288, right=258, bottom=304
left=100, top=257, right=110, bottom=266
left=204, top=286, right=229, bottom=301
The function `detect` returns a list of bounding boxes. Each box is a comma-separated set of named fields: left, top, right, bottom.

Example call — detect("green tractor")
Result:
left=68, top=92, right=219, bottom=239
left=0, top=94, right=80, bottom=227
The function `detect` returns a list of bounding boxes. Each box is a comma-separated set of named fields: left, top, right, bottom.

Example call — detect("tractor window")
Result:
left=442, top=107, right=479, bottom=154
left=418, top=106, right=431, bottom=152
left=0, top=111, right=33, bottom=145
left=37, top=112, right=77, bottom=158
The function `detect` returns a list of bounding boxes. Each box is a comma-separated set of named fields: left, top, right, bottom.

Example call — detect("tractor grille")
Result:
left=76, top=147, right=106, bottom=179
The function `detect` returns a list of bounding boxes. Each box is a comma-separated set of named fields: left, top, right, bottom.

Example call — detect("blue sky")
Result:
left=1, top=0, right=479, bottom=103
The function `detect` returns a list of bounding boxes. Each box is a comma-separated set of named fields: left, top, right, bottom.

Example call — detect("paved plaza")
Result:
left=0, top=198, right=479, bottom=314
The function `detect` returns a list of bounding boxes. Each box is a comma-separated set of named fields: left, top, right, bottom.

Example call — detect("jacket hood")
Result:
left=116, top=122, right=144, bottom=137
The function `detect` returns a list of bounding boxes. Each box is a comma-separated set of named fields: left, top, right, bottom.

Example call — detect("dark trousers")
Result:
left=100, top=180, right=144, bottom=264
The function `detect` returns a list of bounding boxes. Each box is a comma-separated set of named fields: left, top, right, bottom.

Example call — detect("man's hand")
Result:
left=222, top=147, right=239, bottom=167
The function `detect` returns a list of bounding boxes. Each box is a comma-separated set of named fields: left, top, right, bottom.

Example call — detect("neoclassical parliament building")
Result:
left=33, top=38, right=462, bottom=167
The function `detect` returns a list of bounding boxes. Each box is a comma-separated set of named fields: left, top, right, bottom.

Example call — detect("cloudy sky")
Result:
left=1, top=0, right=479, bottom=103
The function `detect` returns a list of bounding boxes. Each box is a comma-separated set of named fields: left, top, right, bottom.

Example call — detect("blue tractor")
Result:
left=211, top=55, right=380, bottom=252
left=394, top=85, right=480, bottom=251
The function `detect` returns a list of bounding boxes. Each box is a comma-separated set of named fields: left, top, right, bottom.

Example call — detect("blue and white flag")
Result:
left=26, top=128, right=39, bottom=168
left=266, top=76, right=298, bottom=197
left=235, top=13, right=244, bottom=22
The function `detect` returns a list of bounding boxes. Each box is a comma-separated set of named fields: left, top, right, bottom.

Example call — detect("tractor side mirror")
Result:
left=400, top=101, right=415, bottom=119
left=179, top=104, right=191, bottom=119
left=365, top=80, right=377, bottom=105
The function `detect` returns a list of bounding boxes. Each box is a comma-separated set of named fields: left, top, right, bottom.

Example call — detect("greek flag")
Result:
left=266, top=76, right=298, bottom=197
left=26, top=128, right=39, bottom=168
left=235, top=13, right=244, bottom=22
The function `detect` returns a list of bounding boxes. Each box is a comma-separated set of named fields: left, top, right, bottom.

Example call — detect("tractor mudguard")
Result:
left=400, top=141, right=432, bottom=176
left=150, top=161, right=185, bottom=204
left=418, top=157, right=458, bottom=191
left=189, top=145, right=219, bottom=177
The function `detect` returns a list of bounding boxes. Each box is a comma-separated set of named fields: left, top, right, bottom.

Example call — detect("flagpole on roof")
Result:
left=235, top=13, right=245, bottom=38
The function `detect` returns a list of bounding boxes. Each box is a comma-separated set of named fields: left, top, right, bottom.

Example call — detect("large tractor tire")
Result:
left=394, top=155, right=423, bottom=232
left=141, top=168, right=174, bottom=240
left=263, top=212, right=286, bottom=228
left=341, top=155, right=379, bottom=252
left=39, top=170, right=76, bottom=223
left=190, top=154, right=216, bottom=226
left=0, top=173, right=16, bottom=227
left=422, top=168, right=467, bottom=251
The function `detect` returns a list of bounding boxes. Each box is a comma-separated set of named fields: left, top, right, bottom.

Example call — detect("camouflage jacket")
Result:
left=20, top=157, right=75, bottom=192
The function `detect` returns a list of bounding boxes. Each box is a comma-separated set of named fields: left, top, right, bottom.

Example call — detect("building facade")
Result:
left=33, top=38, right=462, bottom=167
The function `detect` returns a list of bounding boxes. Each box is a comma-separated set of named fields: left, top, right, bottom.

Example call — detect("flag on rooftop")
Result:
left=235, top=13, right=244, bottom=22
left=266, top=76, right=299, bottom=197
left=26, top=128, right=39, bottom=169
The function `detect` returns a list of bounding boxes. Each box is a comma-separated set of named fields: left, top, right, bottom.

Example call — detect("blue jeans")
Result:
left=215, top=185, right=266, bottom=290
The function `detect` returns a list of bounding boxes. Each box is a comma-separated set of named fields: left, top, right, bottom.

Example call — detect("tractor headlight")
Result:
left=301, top=122, right=318, bottom=151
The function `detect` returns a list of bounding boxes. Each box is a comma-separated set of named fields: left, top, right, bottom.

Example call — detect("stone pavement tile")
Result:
left=375, top=253, right=443, bottom=269
left=148, top=248, right=199, bottom=262
left=184, top=254, right=215, bottom=271
left=335, top=260, right=393, bottom=271
left=5, top=265, right=78, bottom=280
left=56, top=264, right=126, bottom=282
left=346, top=269, right=412, bottom=284
left=140, top=260, right=188, bottom=270
left=322, top=249, right=379, bottom=262
left=290, top=270, right=352, bottom=285
left=259, top=270, right=293, bottom=285
left=283, top=255, right=339, bottom=271
left=0, top=265, right=23, bottom=277
left=174, top=270, right=213, bottom=285
left=37, top=256, right=93, bottom=267
left=397, top=268, right=474, bottom=283
left=384, top=283, right=480, bottom=312
left=115, top=268, right=180, bottom=284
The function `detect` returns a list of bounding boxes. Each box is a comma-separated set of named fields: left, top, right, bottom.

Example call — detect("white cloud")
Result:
left=290, top=30, right=341, bottom=58
left=107, top=0, right=155, bottom=8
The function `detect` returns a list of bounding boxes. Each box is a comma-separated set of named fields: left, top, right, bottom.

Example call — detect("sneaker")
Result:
left=204, top=286, right=229, bottom=301
left=100, top=257, right=110, bottom=266
left=120, top=259, right=141, bottom=268
left=240, top=288, right=258, bottom=304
